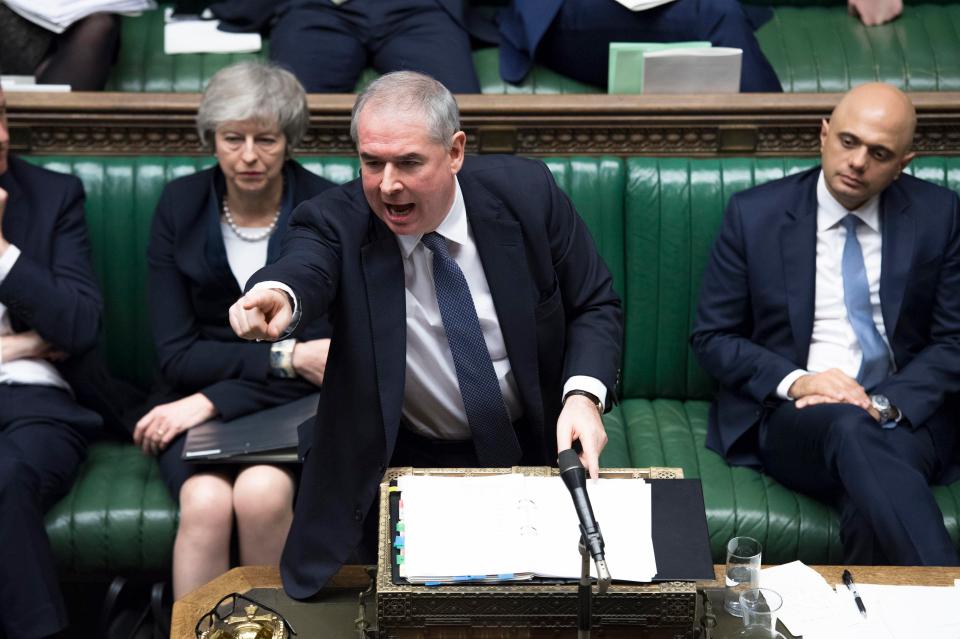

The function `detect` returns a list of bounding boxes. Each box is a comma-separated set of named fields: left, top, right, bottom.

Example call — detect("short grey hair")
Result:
left=350, top=71, right=460, bottom=149
left=197, top=61, right=309, bottom=152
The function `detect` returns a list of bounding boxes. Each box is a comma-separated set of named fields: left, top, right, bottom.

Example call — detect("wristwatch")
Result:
left=869, top=394, right=900, bottom=422
left=563, top=389, right=603, bottom=415
left=269, top=339, right=297, bottom=379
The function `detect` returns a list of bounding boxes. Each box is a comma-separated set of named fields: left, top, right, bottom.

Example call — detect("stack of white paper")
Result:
left=397, top=473, right=657, bottom=584
left=642, top=47, right=742, bottom=94
left=4, top=0, right=156, bottom=34
left=163, top=8, right=262, bottom=55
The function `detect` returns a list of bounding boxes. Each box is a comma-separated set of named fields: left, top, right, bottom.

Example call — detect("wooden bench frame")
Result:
left=9, top=92, right=960, bottom=158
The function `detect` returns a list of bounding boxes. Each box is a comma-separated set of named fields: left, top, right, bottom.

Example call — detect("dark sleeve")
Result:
left=543, top=161, right=624, bottom=408
left=878, top=193, right=960, bottom=426
left=147, top=186, right=274, bottom=391
left=245, top=197, right=344, bottom=333
left=689, top=195, right=798, bottom=402
left=203, top=377, right=317, bottom=422
left=0, top=176, right=101, bottom=354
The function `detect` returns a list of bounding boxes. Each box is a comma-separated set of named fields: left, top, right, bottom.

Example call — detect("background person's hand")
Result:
left=0, top=330, right=66, bottom=362
left=229, top=289, right=292, bottom=341
left=848, top=0, right=902, bottom=25
left=133, top=393, right=217, bottom=455
left=789, top=368, right=871, bottom=410
left=556, top=395, right=607, bottom=480
left=292, top=338, right=330, bottom=386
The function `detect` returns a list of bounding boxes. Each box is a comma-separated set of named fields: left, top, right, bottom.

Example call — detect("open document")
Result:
left=608, top=42, right=742, bottom=94
left=395, top=473, right=657, bottom=584
left=4, top=0, right=155, bottom=34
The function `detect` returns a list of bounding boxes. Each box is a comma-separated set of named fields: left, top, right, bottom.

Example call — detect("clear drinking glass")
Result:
left=724, top=536, right=762, bottom=616
left=740, top=588, right=782, bottom=631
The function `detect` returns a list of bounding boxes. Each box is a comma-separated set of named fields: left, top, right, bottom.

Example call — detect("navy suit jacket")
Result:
left=146, top=161, right=335, bottom=420
left=691, top=167, right=960, bottom=469
left=248, top=154, right=623, bottom=598
left=0, top=156, right=113, bottom=437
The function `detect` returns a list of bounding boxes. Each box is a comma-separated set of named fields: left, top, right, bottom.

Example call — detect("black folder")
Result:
left=182, top=392, right=320, bottom=463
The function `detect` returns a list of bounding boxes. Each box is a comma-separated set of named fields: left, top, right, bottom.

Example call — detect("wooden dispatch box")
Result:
left=376, top=466, right=698, bottom=639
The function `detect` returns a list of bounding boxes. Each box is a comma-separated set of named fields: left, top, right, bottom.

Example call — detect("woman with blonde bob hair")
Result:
left=133, top=61, right=336, bottom=597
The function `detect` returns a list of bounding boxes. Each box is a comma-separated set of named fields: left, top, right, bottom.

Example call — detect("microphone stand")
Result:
left=576, top=532, right=611, bottom=639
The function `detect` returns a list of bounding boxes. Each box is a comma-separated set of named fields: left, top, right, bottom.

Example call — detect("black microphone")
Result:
left=558, top=448, right=610, bottom=586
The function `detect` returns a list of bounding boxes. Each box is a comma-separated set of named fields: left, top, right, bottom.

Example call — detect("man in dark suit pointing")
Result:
left=230, top=71, right=623, bottom=597
left=692, top=83, right=960, bottom=565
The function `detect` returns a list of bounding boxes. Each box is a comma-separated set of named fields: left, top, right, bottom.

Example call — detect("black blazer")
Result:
left=0, top=156, right=122, bottom=436
left=249, top=154, right=623, bottom=598
left=146, top=160, right=335, bottom=420
left=691, top=167, right=960, bottom=469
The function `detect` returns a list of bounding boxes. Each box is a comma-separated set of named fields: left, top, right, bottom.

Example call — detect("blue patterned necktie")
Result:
left=840, top=214, right=890, bottom=391
left=420, top=232, right=521, bottom=466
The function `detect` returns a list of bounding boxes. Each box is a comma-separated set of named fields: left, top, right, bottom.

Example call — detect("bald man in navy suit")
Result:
left=692, top=84, right=960, bottom=565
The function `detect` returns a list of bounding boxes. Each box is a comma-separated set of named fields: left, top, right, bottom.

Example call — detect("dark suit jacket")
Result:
left=146, top=161, right=335, bottom=420
left=248, top=154, right=623, bottom=598
left=0, top=155, right=107, bottom=437
left=691, top=167, right=960, bottom=470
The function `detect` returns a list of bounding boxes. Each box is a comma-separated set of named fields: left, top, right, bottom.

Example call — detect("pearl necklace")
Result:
left=222, top=200, right=281, bottom=243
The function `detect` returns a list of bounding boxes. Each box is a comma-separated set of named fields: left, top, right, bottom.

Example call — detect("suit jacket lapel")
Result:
left=780, top=175, right=819, bottom=365
left=204, top=170, right=241, bottom=294
left=0, top=165, right=25, bottom=247
left=361, top=217, right=406, bottom=459
left=879, top=183, right=914, bottom=344
left=460, top=175, right=544, bottom=428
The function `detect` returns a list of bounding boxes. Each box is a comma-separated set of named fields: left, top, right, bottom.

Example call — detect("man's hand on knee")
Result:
left=789, top=369, right=871, bottom=410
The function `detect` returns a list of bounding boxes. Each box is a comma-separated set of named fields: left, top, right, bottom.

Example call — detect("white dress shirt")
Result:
left=0, top=245, right=71, bottom=390
left=776, top=171, right=892, bottom=399
left=259, top=177, right=607, bottom=438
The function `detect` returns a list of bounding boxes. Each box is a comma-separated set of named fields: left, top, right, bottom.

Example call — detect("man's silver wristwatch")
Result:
left=269, top=339, right=297, bottom=378
left=869, top=394, right=899, bottom=422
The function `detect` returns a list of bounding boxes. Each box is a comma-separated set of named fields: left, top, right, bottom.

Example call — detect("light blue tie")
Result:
left=840, top=214, right=890, bottom=392
left=420, top=232, right=521, bottom=466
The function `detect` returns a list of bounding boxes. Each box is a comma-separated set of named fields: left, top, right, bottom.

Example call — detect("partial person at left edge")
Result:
left=0, top=77, right=125, bottom=638
left=0, top=6, right=120, bottom=90
left=131, top=61, right=337, bottom=600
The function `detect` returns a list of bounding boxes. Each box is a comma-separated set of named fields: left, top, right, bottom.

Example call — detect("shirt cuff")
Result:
left=250, top=281, right=302, bottom=339
left=0, top=244, right=21, bottom=284
left=563, top=375, right=608, bottom=413
left=776, top=369, right=809, bottom=400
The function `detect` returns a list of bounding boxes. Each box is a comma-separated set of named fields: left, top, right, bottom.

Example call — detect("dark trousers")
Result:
left=759, top=401, right=959, bottom=566
left=535, top=0, right=782, bottom=93
left=270, top=0, right=481, bottom=93
left=0, top=384, right=98, bottom=638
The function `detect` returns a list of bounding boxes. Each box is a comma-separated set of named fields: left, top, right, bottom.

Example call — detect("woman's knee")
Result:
left=232, top=466, right=295, bottom=523
left=178, top=474, right=234, bottom=529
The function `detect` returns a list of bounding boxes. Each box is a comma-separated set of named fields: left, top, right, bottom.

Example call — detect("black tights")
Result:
left=36, top=13, right=120, bottom=90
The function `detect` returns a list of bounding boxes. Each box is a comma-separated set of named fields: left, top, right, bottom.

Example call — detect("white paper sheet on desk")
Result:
left=817, top=583, right=960, bottom=639
left=760, top=561, right=842, bottom=637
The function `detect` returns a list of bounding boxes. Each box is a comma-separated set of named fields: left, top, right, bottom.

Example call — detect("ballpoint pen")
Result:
left=842, top=569, right=868, bottom=619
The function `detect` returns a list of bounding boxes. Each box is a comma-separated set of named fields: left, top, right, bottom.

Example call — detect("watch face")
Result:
left=870, top=394, right=890, bottom=410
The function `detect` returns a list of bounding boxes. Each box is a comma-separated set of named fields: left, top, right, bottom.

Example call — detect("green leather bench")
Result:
left=31, top=154, right=960, bottom=582
left=108, top=2, right=960, bottom=93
